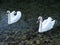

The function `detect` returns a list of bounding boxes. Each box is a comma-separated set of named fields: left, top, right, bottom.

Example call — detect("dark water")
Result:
left=0, top=1, right=60, bottom=31
left=0, top=0, right=60, bottom=45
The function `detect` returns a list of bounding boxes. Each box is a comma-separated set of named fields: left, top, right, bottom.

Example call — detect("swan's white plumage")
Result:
left=7, top=10, right=21, bottom=24
left=42, top=17, right=52, bottom=26
left=38, top=16, right=55, bottom=33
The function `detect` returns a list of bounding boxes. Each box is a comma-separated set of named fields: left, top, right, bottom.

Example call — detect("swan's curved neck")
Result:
left=39, top=17, right=43, bottom=32
left=8, top=12, right=11, bottom=24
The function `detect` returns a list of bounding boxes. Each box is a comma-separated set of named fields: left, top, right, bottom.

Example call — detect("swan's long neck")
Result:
left=7, top=11, right=11, bottom=23
left=39, top=17, right=43, bottom=32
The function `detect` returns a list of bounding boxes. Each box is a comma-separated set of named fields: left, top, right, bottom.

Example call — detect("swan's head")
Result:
left=38, top=16, right=42, bottom=20
left=7, top=10, right=10, bottom=14
left=37, top=16, right=42, bottom=23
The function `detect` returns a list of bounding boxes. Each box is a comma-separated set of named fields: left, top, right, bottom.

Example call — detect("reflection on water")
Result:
left=0, top=11, right=8, bottom=31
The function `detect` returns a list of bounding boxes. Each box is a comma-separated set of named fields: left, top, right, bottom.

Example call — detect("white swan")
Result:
left=7, top=10, right=21, bottom=24
left=37, top=16, right=55, bottom=33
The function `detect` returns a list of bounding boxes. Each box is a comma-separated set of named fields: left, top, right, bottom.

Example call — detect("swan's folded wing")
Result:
left=42, top=17, right=53, bottom=26
left=10, top=11, right=16, bottom=18
left=11, top=11, right=21, bottom=23
left=42, top=20, right=55, bottom=32
left=48, top=20, right=55, bottom=30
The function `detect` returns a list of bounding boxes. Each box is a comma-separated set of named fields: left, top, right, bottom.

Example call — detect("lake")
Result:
left=0, top=0, right=60, bottom=45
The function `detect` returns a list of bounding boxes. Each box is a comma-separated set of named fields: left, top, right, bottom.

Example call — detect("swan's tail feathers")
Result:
left=50, top=20, right=55, bottom=29
left=52, top=20, right=55, bottom=26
